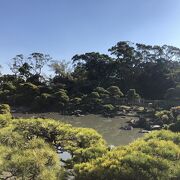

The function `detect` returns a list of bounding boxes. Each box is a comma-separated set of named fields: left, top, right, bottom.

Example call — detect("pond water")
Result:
left=13, top=113, right=143, bottom=146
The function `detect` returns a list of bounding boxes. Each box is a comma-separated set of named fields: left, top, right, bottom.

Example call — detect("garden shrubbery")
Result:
left=74, top=130, right=180, bottom=180
left=0, top=104, right=179, bottom=179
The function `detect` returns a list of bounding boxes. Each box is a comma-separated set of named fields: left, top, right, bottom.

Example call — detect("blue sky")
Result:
left=0, top=0, right=180, bottom=73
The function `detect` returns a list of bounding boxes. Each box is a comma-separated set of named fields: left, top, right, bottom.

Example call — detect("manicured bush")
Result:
left=107, top=86, right=123, bottom=97
left=12, top=118, right=107, bottom=166
left=155, top=110, right=174, bottom=124
left=0, top=104, right=11, bottom=114
left=102, top=104, right=115, bottom=115
left=0, top=107, right=180, bottom=179
left=94, top=87, right=109, bottom=98
left=74, top=130, right=180, bottom=180
left=127, top=89, right=140, bottom=100
left=171, top=106, right=180, bottom=118
left=0, top=106, right=107, bottom=179
left=53, top=89, right=69, bottom=111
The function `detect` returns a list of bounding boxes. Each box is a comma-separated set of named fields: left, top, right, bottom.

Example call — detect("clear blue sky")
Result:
left=0, top=0, right=180, bottom=73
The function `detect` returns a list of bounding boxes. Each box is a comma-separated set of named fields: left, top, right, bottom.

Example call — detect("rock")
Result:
left=120, top=125, right=133, bottom=130
left=108, top=145, right=115, bottom=150
left=130, top=119, right=138, bottom=125
left=139, top=129, right=150, bottom=133
left=117, top=111, right=126, bottom=116
left=76, top=114, right=84, bottom=117
left=151, top=125, right=161, bottom=130
left=73, top=110, right=83, bottom=116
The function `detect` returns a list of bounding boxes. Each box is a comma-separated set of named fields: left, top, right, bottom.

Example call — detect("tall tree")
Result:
left=49, top=60, right=72, bottom=77
left=72, top=52, right=114, bottom=88
left=10, top=53, right=52, bottom=79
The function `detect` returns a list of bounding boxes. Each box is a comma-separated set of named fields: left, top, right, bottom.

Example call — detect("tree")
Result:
left=108, top=41, right=179, bottom=99
left=29, top=53, right=52, bottom=75
left=72, top=52, right=114, bottom=88
left=10, top=53, right=52, bottom=79
left=49, top=60, right=72, bottom=77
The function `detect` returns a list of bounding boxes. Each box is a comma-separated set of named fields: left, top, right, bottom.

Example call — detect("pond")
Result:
left=13, top=113, right=143, bottom=146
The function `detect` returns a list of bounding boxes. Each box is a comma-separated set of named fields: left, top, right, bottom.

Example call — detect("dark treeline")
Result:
left=0, top=41, right=180, bottom=113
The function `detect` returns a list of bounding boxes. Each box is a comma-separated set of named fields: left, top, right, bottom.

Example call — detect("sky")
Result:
left=0, top=0, right=180, bottom=73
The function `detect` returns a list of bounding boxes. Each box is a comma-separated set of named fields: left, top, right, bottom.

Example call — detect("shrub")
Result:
left=0, top=104, right=11, bottom=128
left=90, top=91, right=100, bottom=99
left=107, top=86, right=123, bottom=97
left=15, top=83, right=39, bottom=106
left=126, top=89, right=140, bottom=100
left=171, top=106, right=180, bottom=118
left=94, top=87, right=109, bottom=98
left=53, top=89, right=69, bottom=110
left=0, top=110, right=107, bottom=179
left=12, top=118, right=107, bottom=166
left=2, top=82, right=16, bottom=92
left=155, top=110, right=174, bottom=124
left=0, top=138, right=63, bottom=179
left=33, top=93, right=54, bottom=111
left=74, top=130, right=180, bottom=180
left=0, top=104, right=11, bottom=114
left=102, top=104, right=115, bottom=115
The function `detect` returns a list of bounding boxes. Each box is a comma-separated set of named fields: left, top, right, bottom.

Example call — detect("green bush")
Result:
left=74, top=130, right=180, bottom=180
left=107, top=86, right=123, bottom=97
left=102, top=104, right=115, bottom=115
left=12, top=118, right=107, bottom=166
left=53, top=89, right=69, bottom=110
left=126, top=89, right=140, bottom=100
left=94, top=87, right=109, bottom=98
left=0, top=104, right=11, bottom=114
left=0, top=104, right=12, bottom=128
left=2, top=82, right=16, bottom=92
left=0, top=108, right=180, bottom=179
left=171, top=106, right=180, bottom=118
left=15, top=83, right=39, bottom=106
left=155, top=110, right=174, bottom=124
left=0, top=109, right=107, bottom=179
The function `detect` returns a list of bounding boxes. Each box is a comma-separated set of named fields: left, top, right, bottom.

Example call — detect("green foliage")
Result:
left=14, top=83, right=39, bottom=106
left=102, top=104, right=115, bottom=115
left=0, top=104, right=11, bottom=114
left=0, top=108, right=63, bottom=179
left=0, top=106, right=180, bottom=179
left=0, top=105, right=107, bottom=179
left=107, top=86, right=123, bottom=97
left=171, top=106, right=180, bottom=118
left=12, top=118, right=107, bottom=166
left=127, top=89, right=140, bottom=100
left=165, top=86, right=180, bottom=100
left=0, top=139, right=62, bottom=179
left=33, top=93, right=54, bottom=111
left=18, top=82, right=39, bottom=94
left=0, top=105, right=11, bottom=128
left=155, top=110, right=174, bottom=124
left=54, top=89, right=69, bottom=110
left=74, top=130, right=180, bottom=180
left=2, top=82, right=16, bottom=92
